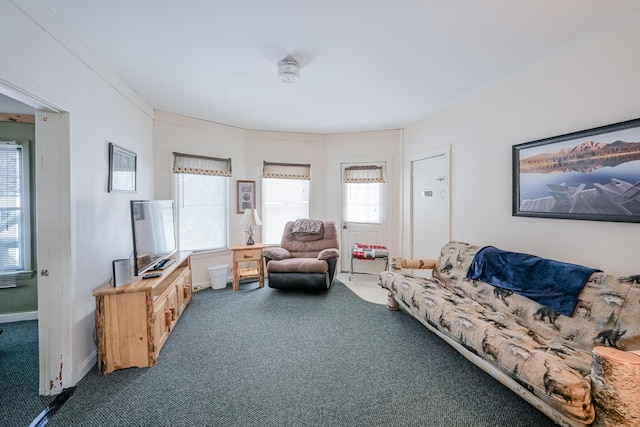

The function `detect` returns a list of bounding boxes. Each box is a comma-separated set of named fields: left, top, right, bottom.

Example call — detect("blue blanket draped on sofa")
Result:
left=466, top=246, right=600, bottom=316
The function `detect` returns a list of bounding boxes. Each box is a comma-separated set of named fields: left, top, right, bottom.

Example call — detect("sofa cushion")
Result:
left=432, top=241, right=638, bottom=353
left=266, top=257, right=328, bottom=274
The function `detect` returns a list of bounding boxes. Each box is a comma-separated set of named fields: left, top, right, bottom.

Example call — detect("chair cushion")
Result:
left=266, top=257, right=329, bottom=274
left=352, top=243, right=389, bottom=259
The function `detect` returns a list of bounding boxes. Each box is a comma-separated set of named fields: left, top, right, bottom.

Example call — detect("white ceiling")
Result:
left=5, top=1, right=640, bottom=134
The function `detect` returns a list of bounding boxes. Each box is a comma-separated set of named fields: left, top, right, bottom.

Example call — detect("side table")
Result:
left=231, top=244, right=265, bottom=291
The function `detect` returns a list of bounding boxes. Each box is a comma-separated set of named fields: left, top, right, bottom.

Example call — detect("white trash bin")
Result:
left=208, top=264, right=229, bottom=290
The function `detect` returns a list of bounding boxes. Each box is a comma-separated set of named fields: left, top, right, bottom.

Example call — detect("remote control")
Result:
left=143, top=272, right=162, bottom=279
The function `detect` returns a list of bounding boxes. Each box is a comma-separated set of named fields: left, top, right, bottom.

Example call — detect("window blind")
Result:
left=173, top=152, right=232, bottom=177
left=0, top=143, right=21, bottom=287
left=342, top=165, right=385, bottom=183
left=262, top=161, right=311, bottom=180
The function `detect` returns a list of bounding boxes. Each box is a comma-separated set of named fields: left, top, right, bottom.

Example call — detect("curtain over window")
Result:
left=262, top=161, right=311, bottom=180
left=173, top=152, right=232, bottom=177
left=342, top=165, right=385, bottom=183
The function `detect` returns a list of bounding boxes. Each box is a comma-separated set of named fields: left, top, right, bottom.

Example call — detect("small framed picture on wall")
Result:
left=237, top=180, right=255, bottom=213
left=108, top=142, right=137, bottom=193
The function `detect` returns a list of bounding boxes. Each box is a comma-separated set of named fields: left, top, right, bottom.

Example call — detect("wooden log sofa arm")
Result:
left=591, top=346, right=640, bottom=426
left=391, top=257, right=436, bottom=271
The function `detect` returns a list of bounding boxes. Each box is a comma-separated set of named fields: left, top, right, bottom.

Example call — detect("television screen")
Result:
left=130, top=200, right=177, bottom=276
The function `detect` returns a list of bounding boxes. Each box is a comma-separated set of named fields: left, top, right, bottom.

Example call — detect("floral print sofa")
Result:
left=380, top=241, right=640, bottom=426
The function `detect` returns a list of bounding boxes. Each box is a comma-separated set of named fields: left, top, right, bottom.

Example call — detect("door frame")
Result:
left=405, top=145, right=451, bottom=258
left=338, top=156, right=394, bottom=272
left=1, top=80, right=72, bottom=396
left=35, top=110, right=72, bottom=396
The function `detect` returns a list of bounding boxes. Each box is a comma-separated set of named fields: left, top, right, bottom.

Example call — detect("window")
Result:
left=173, top=152, right=231, bottom=251
left=344, top=182, right=382, bottom=223
left=262, top=162, right=310, bottom=245
left=0, top=141, right=32, bottom=287
left=342, top=164, right=385, bottom=224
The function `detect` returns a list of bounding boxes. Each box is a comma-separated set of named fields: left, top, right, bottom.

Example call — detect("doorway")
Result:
left=411, top=147, right=450, bottom=277
left=340, top=161, right=387, bottom=274
left=0, top=87, right=71, bottom=396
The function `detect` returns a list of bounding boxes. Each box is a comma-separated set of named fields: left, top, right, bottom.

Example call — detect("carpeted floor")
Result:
left=3, top=280, right=556, bottom=426
left=0, top=319, right=54, bottom=426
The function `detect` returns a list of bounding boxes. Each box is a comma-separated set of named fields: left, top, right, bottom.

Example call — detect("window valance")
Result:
left=262, top=161, right=311, bottom=180
left=342, top=165, right=385, bottom=183
left=172, top=152, right=232, bottom=177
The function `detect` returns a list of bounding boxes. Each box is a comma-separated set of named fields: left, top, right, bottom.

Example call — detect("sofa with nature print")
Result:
left=380, top=241, right=640, bottom=426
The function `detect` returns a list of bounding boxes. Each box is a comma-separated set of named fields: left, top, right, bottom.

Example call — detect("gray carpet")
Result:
left=0, top=319, right=55, bottom=426
left=4, top=281, right=556, bottom=426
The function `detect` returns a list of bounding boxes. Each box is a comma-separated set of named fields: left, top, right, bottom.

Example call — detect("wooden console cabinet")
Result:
left=93, top=252, right=192, bottom=375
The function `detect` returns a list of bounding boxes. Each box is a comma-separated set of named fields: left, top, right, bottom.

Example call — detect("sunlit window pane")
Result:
left=176, top=174, right=228, bottom=251
left=344, top=182, right=381, bottom=223
left=0, top=144, right=28, bottom=275
left=262, top=178, right=309, bottom=244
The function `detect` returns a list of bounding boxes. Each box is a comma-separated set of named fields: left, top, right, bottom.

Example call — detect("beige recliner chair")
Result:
left=263, top=219, right=340, bottom=291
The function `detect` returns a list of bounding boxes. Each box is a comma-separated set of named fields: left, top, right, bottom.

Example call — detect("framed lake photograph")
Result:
left=513, top=118, right=640, bottom=223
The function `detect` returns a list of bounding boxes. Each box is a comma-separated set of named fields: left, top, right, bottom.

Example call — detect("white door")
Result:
left=35, top=110, right=72, bottom=395
left=340, top=162, right=387, bottom=274
left=411, top=151, right=450, bottom=276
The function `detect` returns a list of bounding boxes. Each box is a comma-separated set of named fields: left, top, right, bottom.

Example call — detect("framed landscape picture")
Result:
left=512, top=118, right=640, bottom=223
left=237, top=180, right=255, bottom=213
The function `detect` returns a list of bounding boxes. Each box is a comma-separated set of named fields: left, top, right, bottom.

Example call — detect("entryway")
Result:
left=410, top=146, right=450, bottom=276
left=340, top=161, right=388, bottom=275
left=0, top=84, right=71, bottom=397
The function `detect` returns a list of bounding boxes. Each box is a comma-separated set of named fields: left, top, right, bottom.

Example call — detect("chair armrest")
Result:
left=263, top=247, right=291, bottom=261
left=318, top=248, right=340, bottom=260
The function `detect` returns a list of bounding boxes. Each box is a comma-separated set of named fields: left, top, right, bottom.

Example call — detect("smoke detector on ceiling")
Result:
left=277, top=57, right=300, bottom=83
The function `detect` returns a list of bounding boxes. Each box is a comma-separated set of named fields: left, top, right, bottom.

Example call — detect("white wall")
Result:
left=403, top=16, right=640, bottom=275
left=0, top=0, right=154, bottom=389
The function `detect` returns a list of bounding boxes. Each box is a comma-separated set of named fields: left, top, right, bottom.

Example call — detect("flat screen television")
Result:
left=130, top=200, right=177, bottom=276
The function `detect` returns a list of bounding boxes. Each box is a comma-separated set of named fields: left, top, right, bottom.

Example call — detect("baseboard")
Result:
left=76, top=351, right=97, bottom=385
left=0, top=310, right=38, bottom=323
left=192, top=276, right=231, bottom=291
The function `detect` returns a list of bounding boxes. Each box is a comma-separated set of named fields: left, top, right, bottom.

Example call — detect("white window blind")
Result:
left=173, top=152, right=230, bottom=251
left=342, top=164, right=385, bottom=224
left=1, top=142, right=31, bottom=287
left=262, top=162, right=311, bottom=244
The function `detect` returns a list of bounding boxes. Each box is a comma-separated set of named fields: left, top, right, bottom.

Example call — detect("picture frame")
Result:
left=237, top=180, right=256, bottom=213
left=512, top=117, right=640, bottom=223
left=108, top=143, right=137, bottom=193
